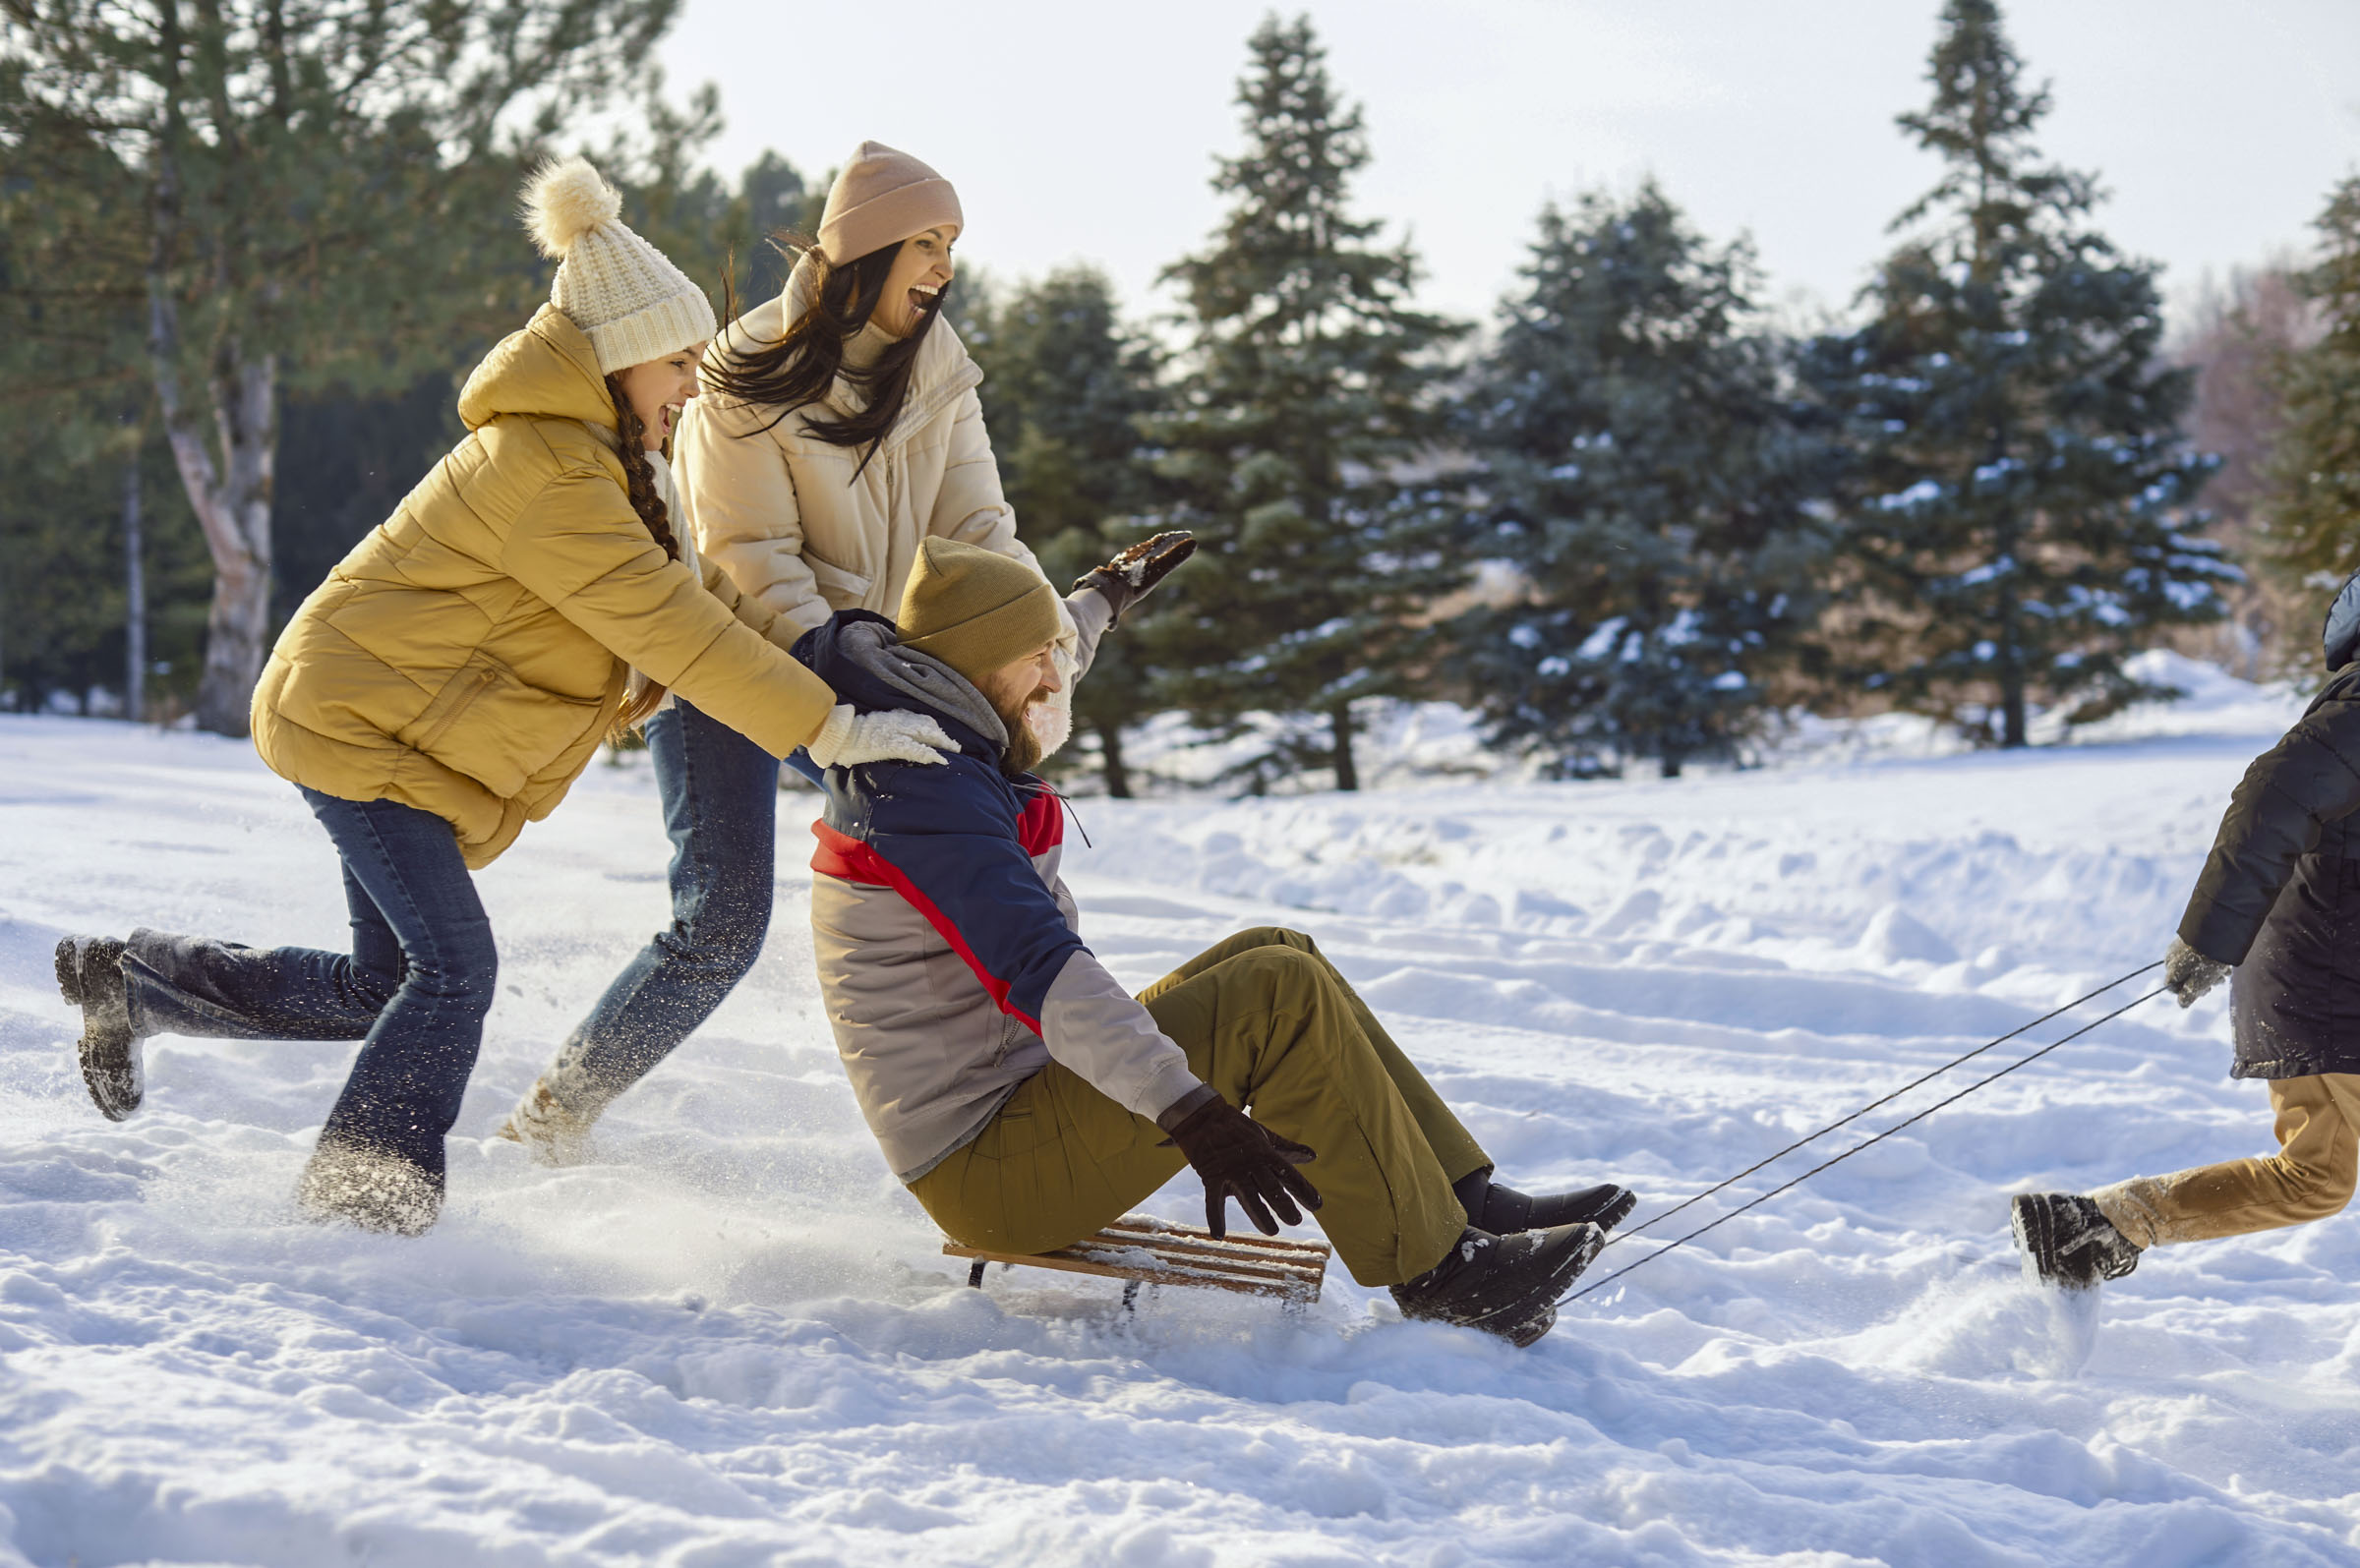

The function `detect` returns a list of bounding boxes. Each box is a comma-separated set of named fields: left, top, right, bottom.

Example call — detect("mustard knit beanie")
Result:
left=818, top=142, right=964, bottom=264
left=523, top=157, right=718, bottom=376
left=898, top=538, right=1060, bottom=686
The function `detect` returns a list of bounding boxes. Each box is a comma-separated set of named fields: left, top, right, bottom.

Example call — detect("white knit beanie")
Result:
left=522, top=157, right=718, bottom=376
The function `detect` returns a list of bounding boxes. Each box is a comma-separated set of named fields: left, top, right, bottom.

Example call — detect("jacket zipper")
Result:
left=417, top=666, right=499, bottom=752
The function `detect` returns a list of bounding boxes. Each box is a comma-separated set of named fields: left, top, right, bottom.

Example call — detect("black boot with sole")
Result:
left=2011, top=1191, right=2142, bottom=1289
left=1390, top=1221, right=1604, bottom=1347
left=55, top=935, right=144, bottom=1121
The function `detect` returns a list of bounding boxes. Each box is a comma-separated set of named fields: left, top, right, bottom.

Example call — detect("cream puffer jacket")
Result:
left=677, top=266, right=1044, bottom=641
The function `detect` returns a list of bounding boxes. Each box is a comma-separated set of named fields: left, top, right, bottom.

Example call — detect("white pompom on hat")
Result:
left=817, top=142, right=964, bottom=265
left=521, top=156, right=718, bottom=376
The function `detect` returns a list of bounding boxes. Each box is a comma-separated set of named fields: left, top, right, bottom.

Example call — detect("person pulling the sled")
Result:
left=2015, top=574, right=2360, bottom=1288
left=797, top=534, right=1637, bottom=1346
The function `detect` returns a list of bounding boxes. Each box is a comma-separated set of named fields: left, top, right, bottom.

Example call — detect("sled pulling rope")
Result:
left=1564, top=962, right=2169, bottom=1307
left=1605, top=961, right=2163, bottom=1249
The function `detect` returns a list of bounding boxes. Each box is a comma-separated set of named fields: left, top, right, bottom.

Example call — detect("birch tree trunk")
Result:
left=149, top=286, right=278, bottom=737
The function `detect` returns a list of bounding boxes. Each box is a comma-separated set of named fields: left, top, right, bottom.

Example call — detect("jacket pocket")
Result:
left=990, top=1010, right=1035, bottom=1068
left=397, top=653, right=608, bottom=799
left=969, top=1102, right=1043, bottom=1162
left=801, top=550, right=874, bottom=608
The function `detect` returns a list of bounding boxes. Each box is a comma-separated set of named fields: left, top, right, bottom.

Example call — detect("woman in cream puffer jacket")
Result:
left=51, top=160, right=951, bottom=1237
left=501, top=142, right=1110, bottom=1160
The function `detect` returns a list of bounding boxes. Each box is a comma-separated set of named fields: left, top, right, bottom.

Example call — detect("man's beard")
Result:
left=993, top=686, right=1051, bottom=777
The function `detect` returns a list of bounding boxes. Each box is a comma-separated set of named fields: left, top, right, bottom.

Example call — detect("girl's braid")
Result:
left=604, top=375, right=681, bottom=562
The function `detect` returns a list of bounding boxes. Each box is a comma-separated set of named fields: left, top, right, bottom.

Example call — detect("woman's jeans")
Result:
left=119, top=787, right=498, bottom=1180
left=540, top=700, right=785, bottom=1119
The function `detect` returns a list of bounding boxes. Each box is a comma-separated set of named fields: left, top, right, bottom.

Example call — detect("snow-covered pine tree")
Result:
left=968, top=266, right=1167, bottom=796
left=1144, top=14, right=1464, bottom=792
left=2258, top=175, right=2360, bottom=599
left=1454, top=185, right=1829, bottom=779
left=1802, top=0, right=2229, bottom=746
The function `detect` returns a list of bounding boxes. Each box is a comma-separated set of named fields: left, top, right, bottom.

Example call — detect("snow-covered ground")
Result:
left=5, top=661, right=2359, bottom=1567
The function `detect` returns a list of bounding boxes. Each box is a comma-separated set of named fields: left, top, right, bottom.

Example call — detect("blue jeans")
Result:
left=120, top=787, right=499, bottom=1180
left=545, top=700, right=784, bottom=1116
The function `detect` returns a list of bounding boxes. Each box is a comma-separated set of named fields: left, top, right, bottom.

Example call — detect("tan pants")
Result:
left=2092, top=1074, right=2360, bottom=1248
left=909, top=927, right=1487, bottom=1286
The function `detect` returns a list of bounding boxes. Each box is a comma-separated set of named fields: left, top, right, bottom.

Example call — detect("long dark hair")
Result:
left=605, top=372, right=682, bottom=732
left=709, top=236, right=947, bottom=475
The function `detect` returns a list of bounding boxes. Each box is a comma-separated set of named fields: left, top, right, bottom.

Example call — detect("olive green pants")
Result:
left=909, top=927, right=1487, bottom=1286
left=2092, top=1073, right=2360, bottom=1248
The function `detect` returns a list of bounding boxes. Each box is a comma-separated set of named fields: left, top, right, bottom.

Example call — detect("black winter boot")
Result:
left=2011, top=1192, right=2141, bottom=1289
left=1454, top=1170, right=1637, bottom=1236
left=55, top=935, right=143, bottom=1121
left=1390, top=1222, right=1604, bottom=1347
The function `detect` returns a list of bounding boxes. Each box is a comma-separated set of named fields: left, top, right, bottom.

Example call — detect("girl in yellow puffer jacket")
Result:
left=50, top=159, right=953, bottom=1236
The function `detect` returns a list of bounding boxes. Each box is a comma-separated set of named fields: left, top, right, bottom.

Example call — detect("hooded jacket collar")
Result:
left=457, top=304, right=618, bottom=435
left=800, top=610, right=1009, bottom=763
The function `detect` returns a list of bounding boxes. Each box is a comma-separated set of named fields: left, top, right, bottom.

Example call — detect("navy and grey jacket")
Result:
left=796, top=605, right=1205, bottom=1180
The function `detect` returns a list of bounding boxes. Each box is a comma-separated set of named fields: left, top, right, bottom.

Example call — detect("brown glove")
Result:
left=1157, top=1091, right=1321, bottom=1239
left=1073, top=530, right=1197, bottom=626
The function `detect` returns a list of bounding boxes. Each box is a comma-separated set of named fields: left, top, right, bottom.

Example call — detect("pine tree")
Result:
left=1, top=0, right=675, bottom=734
left=1455, top=186, right=1831, bottom=778
left=2258, top=176, right=2360, bottom=604
left=0, top=397, right=213, bottom=716
left=0, top=139, right=212, bottom=716
left=1802, top=0, right=2230, bottom=745
left=1146, top=14, right=1464, bottom=791
left=968, top=266, right=1167, bottom=795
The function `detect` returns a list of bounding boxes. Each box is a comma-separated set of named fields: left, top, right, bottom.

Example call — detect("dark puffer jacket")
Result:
left=2179, top=662, right=2360, bottom=1077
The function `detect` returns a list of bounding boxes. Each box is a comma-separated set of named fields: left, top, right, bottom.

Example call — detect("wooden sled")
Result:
left=945, top=1214, right=1331, bottom=1310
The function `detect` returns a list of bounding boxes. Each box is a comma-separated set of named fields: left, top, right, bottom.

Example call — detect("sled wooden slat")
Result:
left=945, top=1214, right=1330, bottom=1304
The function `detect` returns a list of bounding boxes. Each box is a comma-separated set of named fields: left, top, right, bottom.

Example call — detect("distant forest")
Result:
left=6, top=1, right=2356, bottom=792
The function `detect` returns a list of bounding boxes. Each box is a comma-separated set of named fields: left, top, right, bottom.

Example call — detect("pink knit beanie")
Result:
left=817, top=143, right=964, bottom=264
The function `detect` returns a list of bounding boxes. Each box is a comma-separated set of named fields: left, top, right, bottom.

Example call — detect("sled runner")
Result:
left=945, top=1214, right=1331, bottom=1308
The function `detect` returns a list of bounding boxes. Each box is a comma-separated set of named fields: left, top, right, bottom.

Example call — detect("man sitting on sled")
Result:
left=796, top=535, right=1633, bottom=1346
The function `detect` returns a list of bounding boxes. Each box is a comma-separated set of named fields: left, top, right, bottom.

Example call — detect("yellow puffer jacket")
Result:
left=252, top=305, right=837, bottom=867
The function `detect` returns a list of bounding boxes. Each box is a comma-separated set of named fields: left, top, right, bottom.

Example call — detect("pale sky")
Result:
left=660, top=1, right=2360, bottom=334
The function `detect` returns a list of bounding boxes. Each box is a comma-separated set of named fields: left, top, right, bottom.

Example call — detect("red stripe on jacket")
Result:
left=810, top=818, right=1044, bottom=1033
left=1016, top=785, right=1064, bottom=856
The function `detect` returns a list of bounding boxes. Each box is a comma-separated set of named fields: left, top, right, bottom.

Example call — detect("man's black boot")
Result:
left=1454, top=1170, right=1636, bottom=1236
left=2011, top=1192, right=2141, bottom=1289
left=55, top=935, right=143, bottom=1121
left=1389, top=1222, right=1604, bottom=1347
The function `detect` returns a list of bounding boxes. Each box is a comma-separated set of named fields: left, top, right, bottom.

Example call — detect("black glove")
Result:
left=2163, top=936, right=2231, bottom=1009
left=1073, top=530, right=1197, bottom=626
left=1157, top=1092, right=1321, bottom=1239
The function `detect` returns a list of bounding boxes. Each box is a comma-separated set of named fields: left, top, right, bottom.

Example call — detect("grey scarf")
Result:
left=833, top=617, right=1009, bottom=755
